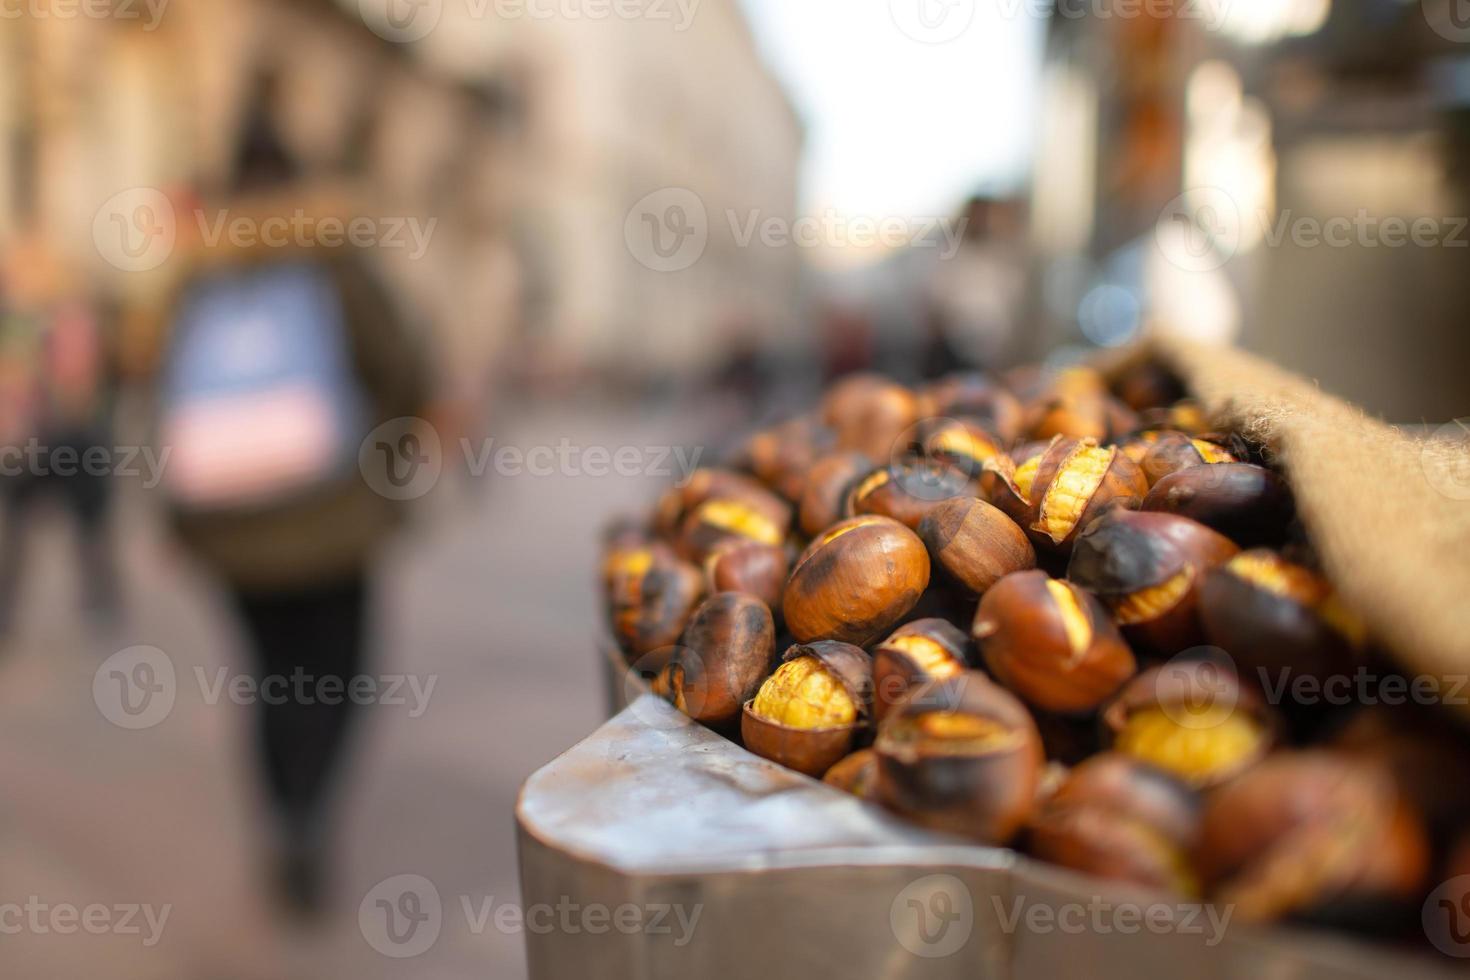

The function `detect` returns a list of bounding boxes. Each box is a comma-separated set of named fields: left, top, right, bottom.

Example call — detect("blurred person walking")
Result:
left=148, top=72, right=433, bottom=914
left=0, top=231, right=119, bottom=634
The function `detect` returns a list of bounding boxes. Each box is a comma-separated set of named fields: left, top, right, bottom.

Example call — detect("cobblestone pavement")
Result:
left=0, top=394, right=728, bottom=980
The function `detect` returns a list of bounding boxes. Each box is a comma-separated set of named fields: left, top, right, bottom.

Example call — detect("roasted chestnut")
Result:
left=797, top=451, right=872, bottom=538
left=823, top=748, right=880, bottom=799
left=1112, top=361, right=1187, bottom=412
left=1195, top=751, right=1429, bottom=926
left=1027, top=393, right=1111, bottom=442
left=783, top=515, right=930, bottom=645
left=1137, top=432, right=1237, bottom=487
left=604, top=541, right=704, bottom=658
left=845, top=461, right=972, bottom=530
left=1142, top=463, right=1293, bottom=546
left=918, top=496, right=1035, bottom=597
left=1138, top=400, right=1211, bottom=436
left=1067, top=509, right=1240, bottom=655
left=738, top=415, right=831, bottom=502
left=875, top=671, right=1044, bottom=844
left=871, top=618, right=970, bottom=722
left=742, top=641, right=872, bottom=777
left=982, top=437, right=1147, bottom=558
left=656, top=468, right=792, bottom=538
left=1102, top=659, right=1275, bottom=789
left=1199, top=550, right=1364, bottom=686
left=667, top=592, right=776, bottom=727
left=1028, top=753, right=1200, bottom=895
left=918, top=372, right=1024, bottom=444
left=920, top=418, right=1006, bottom=478
left=677, top=495, right=789, bottom=564
left=703, top=537, right=789, bottom=614
left=823, top=375, right=921, bottom=462
left=973, top=571, right=1135, bottom=715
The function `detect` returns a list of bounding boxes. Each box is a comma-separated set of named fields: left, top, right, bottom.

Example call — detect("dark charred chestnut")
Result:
left=918, top=497, right=1036, bottom=597
left=1199, top=550, right=1364, bottom=687
left=783, top=515, right=930, bottom=645
left=1028, top=753, right=1201, bottom=895
left=742, top=641, right=872, bottom=777
left=1195, top=751, right=1429, bottom=926
left=1142, top=463, right=1293, bottom=546
left=1113, top=361, right=1187, bottom=412
left=845, top=461, right=972, bottom=530
left=703, top=537, right=790, bottom=614
left=1102, top=659, right=1276, bottom=789
left=604, top=541, right=705, bottom=658
left=1137, top=432, right=1238, bottom=487
left=1067, top=509, right=1240, bottom=655
left=875, top=671, right=1045, bottom=844
left=982, top=437, right=1147, bottom=558
left=973, top=571, right=1135, bottom=715
left=871, top=618, right=970, bottom=722
left=823, top=748, right=880, bottom=799
left=797, top=451, right=872, bottom=538
left=668, top=592, right=776, bottom=727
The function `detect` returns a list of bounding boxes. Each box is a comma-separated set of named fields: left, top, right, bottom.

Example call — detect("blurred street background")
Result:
left=2, top=0, right=1470, bottom=977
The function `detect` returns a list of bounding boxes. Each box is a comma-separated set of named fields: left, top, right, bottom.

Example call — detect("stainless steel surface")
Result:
left=517, top=695, right=1457, bottom=979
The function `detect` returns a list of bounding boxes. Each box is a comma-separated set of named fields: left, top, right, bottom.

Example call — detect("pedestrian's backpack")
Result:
left=157, top=261, right=369, bottom=511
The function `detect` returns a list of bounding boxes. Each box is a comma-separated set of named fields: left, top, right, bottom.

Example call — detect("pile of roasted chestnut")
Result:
left=602, top=361, right=1470, bottom=943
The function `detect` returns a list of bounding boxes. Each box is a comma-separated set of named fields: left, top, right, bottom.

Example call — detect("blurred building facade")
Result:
left=0, top=0, right=804, bottom=394
left=1030, top=0, right=1470, bottom=422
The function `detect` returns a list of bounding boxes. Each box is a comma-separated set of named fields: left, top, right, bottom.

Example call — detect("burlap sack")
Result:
left=1122, top=336, right=1470, bottom=701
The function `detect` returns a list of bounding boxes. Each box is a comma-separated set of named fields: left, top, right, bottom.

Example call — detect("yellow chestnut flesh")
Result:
left=884, top=635, right=963, bottom=679
left=694, top=499, right=783, bottom=546
left=1115, top=706, right=1265, bottom=783
left=751, top=655, right=856, bottom=729
left=1112, top=568, right=1193, bottom=625
left=909, top=712, right=1024, bottom=753
left=1045, top=578, right=1093, bottom=659
left=1013, top=455, right=1041, bottom=500
left=1037, top=443, right=1114, bottom=542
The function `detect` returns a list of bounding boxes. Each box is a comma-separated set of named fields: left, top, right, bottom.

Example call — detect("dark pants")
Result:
left=0, top=430, right=116, bottom=627
left=232, top=573, right=369, bottom=844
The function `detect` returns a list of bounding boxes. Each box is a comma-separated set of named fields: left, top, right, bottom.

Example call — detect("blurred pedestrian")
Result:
left=148, top=71, right=433, bottom=914
left=0, top=230, right=119, bottom=634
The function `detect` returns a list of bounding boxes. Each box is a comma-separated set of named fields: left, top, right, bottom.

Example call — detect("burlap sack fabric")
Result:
left=1132, top=336, right=1470, bottom=702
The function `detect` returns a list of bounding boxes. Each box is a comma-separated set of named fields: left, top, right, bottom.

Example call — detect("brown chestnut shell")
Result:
left=605, top=543, right=705, bottom=658
left=823, top=748, right=881, bottom=799
left=875, top=671, right=1044, bottom=845
left=918, top=496, right=1036, bottom=597
left=973, top=571, right=1136, bottom=715
left=871, top=617, right=971, bottom=723
left=704, top=538, right=790, bottom=614
left=797, top=451, right=872, bottom=538
left=1142, top=463, right=1293, bottom=546
left=845, top=461, right=973, bottom=530
left=741, top=640, right=873, bottom=777
left=670, top=592, right=776, bottom=727
left=783, top=515, right=930, bottom=645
